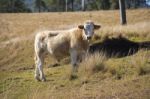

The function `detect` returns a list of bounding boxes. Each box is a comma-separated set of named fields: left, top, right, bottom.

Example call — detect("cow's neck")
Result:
left=76, top=28, right=89, bottom=50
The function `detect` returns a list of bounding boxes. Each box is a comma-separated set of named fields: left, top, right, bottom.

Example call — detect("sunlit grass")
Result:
left=0, top=9, right=150, bottom=99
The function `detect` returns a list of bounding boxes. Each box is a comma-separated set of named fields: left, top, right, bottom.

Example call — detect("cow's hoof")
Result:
left=41, top=78, right=46, bottom=82
left=35, top=76, right=41, bottom=81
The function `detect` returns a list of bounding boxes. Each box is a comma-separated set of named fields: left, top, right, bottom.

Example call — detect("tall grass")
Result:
left=130, top=50, right=150, bottom=75
left=79, top=53, right=107, bottom=80
left=78, top=50, right=150, bottom=80
left=104, top=50, right=150, bottom=79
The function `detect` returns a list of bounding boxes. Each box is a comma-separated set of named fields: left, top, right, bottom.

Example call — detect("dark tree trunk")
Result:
left=10, top=0, right=14, bottom=13
left=71, top=0, right=74, bottom=11
left=119, top=0, right=127, bottom=25
left=38, top=0, right=41, bottom=12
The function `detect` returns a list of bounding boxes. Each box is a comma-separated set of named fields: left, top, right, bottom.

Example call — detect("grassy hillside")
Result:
left=0, top=9, right=150, bottom=99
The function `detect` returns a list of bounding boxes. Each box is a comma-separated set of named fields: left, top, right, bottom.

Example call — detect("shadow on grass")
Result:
left=89, top=36, right=150, bottom=58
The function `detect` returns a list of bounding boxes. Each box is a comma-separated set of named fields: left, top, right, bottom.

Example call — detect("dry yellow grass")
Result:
left=0, top=9, right=150, bottom=42
left=100, top=21, right=150, bottom=41
left=105, top=50, right=150, bottom=79
left=0, top=9, right=150, bottom=99
left=79, top=53, right=106, bottom=78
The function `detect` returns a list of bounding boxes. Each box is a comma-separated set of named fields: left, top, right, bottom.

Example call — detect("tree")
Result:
left=66, top=0, right=68, bottom=11
left=35, top=0, right=41, bottom=12
left=71, top=0, right=74, bottom=11
left=99, top=0, right=110, bottom=10
left=0, top=0, right=10, bottom=12
left=81, top=0, right=85, bottom=11
left=43, top=0, right=65, bottom=12
left=58, top=0, right=66, bottom=11
left=13, top=0, right=31, bottom=12
left=125, top=0, right=148, bottom=8
left=110, top=0, right=119, bottom=9
left=35, top=0, right=48, bottom=12
left=86, top=0, right=110, bottom=10
left=0, top=0, right=31, bottom=13
left=58, top=0, right=64, bottom=11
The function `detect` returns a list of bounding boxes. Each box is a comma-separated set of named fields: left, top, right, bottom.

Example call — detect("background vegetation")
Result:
left=0, top=0, right=150, bottom=12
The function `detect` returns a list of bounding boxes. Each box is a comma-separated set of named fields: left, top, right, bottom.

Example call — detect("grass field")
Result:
left=0, top=9, right=150, bottom=99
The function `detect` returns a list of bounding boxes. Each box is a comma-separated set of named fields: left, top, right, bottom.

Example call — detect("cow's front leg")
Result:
left=70, top=49, right=78, bottom=72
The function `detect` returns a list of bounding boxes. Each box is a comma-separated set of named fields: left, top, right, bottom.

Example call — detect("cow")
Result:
left=34, top=20, right=101, bottom=81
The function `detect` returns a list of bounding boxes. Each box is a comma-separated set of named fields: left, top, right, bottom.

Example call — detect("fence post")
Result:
left=119, top=0, right=127, bottom=25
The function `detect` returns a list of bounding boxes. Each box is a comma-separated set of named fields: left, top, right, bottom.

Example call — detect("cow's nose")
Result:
left=87, top=36, right=92, bottom=40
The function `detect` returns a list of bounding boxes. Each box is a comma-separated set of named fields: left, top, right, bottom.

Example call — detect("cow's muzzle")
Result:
left=87, top=36, right=92, bottom=40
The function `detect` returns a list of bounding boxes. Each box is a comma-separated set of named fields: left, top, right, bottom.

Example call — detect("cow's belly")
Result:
left=47, top=39, right=70, bottom=59
left=53, top=44, right=70, bottom=59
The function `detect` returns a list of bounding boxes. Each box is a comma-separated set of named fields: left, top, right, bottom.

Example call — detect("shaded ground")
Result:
left=89, top=36, right=150, bottom=58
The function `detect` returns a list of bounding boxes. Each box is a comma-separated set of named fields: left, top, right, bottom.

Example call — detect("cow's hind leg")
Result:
left=34, top=55, right=40, bottom=81
left=35, top=52, right=46, bottom=82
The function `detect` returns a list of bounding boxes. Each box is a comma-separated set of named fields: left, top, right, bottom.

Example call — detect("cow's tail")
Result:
left=34, top=33, right=41, bottom=66
left=34, top=53, right=37, bottom=62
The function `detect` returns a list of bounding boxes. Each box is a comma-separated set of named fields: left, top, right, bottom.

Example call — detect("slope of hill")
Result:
left=0, top=9, right=150, bottom=99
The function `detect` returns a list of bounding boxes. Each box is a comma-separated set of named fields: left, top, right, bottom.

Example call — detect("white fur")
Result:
left=34, top=21, right=100, bottom=81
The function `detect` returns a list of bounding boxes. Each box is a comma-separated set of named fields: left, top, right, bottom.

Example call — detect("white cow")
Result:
left=34, top=20, right=101, bottom=81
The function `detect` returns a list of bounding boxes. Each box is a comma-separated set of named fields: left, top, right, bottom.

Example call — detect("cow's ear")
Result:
left=94, top=24, right=101, bottom=30
left=78, top=25, right=84, bottom=29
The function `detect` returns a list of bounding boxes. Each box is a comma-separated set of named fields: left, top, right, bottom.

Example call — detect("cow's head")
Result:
left=78, top=20, right=101, bottom=40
